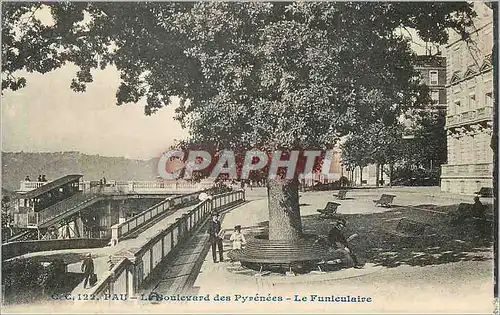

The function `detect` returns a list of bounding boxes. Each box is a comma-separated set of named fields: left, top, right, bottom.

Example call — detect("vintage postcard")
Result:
left=1, top=1, right=497, bottom=314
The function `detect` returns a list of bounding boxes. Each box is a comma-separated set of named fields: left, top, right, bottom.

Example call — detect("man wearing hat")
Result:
left=325, top=219, right=363, bottom=268
left=81, top=253, right=95, bottom=289
left=207, top=212, right=224, bottom=263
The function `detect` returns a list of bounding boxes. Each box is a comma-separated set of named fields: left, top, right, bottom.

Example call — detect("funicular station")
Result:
left=10, top=174, right=214, bottom=241
left=3, top=173, right=246, bottom=302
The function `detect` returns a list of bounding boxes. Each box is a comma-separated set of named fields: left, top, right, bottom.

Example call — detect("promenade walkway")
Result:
left=139, top=200, right=249, bottom=297
left=3, top=187, right=494, bottom=313
left=71, top=202, right=202, bottom=294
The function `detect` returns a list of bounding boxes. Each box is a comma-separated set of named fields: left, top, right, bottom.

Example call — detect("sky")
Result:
left=2, top=65, right=189, bottom=160
left=1, top=17, right=430, bottom=160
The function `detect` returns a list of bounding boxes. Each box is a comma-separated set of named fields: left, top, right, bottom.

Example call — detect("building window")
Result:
left=471, top=137, right=477, bottom=164
left=431, top=90, right=439, bottom=104
left=485, top=92, right=492, bottom=106
left=460, top=181, right=466, bottom=193
left=429, top=70, right=438, bottom=85
left=468, top=93, right=476, bottom=109
left=453, top=100, right=461, bottom=114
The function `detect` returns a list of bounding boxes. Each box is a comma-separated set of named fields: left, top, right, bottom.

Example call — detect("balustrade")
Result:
left=20, top=179, right=217, bottom=195
left=91, top=189, right=245, bottom=299
left=19, top=181, right=46, bottom=192
left=446, top=106, right=493, bottom=128
left=441, top=163, right=493, bottom=178
left=112, top=188, right=223, bottom=243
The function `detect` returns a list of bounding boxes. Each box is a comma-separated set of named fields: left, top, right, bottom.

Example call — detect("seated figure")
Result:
left=315, top=219, right=363, bottom=269
left=471, top=197, right=486, bottom=220
left=451, top=197, right=486, bottom=223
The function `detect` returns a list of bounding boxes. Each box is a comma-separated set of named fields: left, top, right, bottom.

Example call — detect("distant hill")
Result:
left=1, top=152, right=159, bottom=191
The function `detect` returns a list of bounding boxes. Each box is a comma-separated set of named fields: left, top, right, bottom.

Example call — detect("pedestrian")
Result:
left=38, top=175, right=42, bottom=182
left=230, top=225, right=246, bottom=250
left=108, top=255, right=115, bottom=271
left=25, top=176, right=31, bottom=182
left=207, top=212, right=224, bottom=263
left=81, top=253, right=95, bottom=289
left=41, top=175, right=47, bottom=182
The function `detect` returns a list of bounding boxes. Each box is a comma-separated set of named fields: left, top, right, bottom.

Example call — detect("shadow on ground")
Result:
left=242, top=204, right=494, bottom=268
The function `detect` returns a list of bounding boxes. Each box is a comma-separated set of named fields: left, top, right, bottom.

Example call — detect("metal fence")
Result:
left=111, top=188, right=218, bottom=244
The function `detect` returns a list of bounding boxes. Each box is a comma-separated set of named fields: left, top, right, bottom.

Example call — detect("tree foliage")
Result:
left=399, top=109, right=447, bottom=169
left=341, top=107, right=447, bottom=178
left=1, top=196, right=13, bottom=231
left=170, top=138, right=328, bottom=182
left=3, top=1, right=477, bottom=241
left=340, top=119, right=405, bottom=170
left=2, top=2, right=476, bottom=151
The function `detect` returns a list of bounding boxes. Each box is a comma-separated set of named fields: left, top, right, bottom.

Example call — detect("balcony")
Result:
left=441, top=163, right=493, bottom=178
left=18, top=181, right=46, bottom=192
left=446, top=106, right=493, bottom=128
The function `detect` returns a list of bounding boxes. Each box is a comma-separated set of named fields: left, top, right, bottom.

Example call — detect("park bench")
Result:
left=474, top=187, right=494, bottom=198
left=384, top=217, right=427, bottom=240
left=316, top=202, right=341, bottom=219
left=334, top=189, right=348, bottom=200
left=373, top=194, right=396, bottom=207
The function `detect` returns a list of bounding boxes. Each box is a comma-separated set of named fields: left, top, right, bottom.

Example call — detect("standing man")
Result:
left=81, top=253, right=95, bottom=289
left=207, top=212, right=224, bottom=263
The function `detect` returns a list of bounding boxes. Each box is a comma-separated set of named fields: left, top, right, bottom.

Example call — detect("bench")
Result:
left=474, top=187, right=494, bottom=198
left=334, top=190, right=348, bottom=200
left=373, top=194, right=396, bottom=207
left=316, top=202, right=341, bottom=219
left=384, top=218, right=427, bottom=239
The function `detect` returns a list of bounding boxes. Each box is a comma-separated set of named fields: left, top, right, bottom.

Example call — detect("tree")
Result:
left=2, top=196, right=14, bottom=240
left=340, top=117, right=405, bottom=186
left=403, top=110, right=447, bottom=169
left=2, top=2, right=476, bottom=244
left=340, top=133, right=373, bottom=186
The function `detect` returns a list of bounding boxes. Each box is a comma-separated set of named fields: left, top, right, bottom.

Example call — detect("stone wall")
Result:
left=2, top=238, right=109, bottom=261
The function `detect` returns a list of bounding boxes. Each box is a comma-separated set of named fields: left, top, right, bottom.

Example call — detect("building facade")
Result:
left=415, top=55, right=447, bottom=111
left=440, top=2, right=494, bottom=194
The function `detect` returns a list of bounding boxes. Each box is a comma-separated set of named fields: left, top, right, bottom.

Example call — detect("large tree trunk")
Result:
left=381, top=163, right=385, bottom=185
left=389, top=164, right=393, bottom=187
left=267, top=177, right=302, bottom=241
left=375, top=163, right=380, bottom=187
left=359, top=166, right=363, bottom=186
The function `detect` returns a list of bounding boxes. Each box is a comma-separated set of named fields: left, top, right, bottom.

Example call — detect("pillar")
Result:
left=118, top=201, right=127, bottom=224
left=76, top=216, right=84, bottom=238
left=128, top=266, right=135, bottom=297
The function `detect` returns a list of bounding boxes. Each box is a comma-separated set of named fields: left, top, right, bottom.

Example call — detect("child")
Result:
left=229, top=225, right=246, bottom=250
